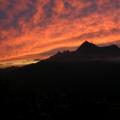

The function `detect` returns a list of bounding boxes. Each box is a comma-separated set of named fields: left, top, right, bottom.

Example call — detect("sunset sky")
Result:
left=0, top=0, right=120, bottom=67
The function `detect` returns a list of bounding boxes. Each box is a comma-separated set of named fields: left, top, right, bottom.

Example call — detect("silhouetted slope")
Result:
left=1, top=42, right=120, bottom=119
left=0, top=41, right=120, bottom=93
left=47, top=41, right=120, bottom=62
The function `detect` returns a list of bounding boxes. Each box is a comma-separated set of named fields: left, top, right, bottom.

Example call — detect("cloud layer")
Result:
left=0, top=0, right=120, bottom=64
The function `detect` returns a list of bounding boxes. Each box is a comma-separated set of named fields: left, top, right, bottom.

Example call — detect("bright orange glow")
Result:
left=0, top=0, right=120, bottom=67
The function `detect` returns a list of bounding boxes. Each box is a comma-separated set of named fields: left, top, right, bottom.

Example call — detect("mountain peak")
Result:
left=81, top=41, right=98, bottom=47
left=77, top=41, right=98, bottom=52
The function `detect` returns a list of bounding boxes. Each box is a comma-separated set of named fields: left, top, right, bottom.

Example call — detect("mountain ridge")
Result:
left=1, top=41, right=120, bottom=69
left=45, top=41, right=120, bottom=62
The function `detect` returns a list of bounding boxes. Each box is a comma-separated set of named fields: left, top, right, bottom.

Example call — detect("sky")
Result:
left=0, top=0, right=120, bottom=67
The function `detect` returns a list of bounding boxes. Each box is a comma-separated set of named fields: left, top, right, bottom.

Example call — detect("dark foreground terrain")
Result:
left=0, top=61, right=120, bottom=119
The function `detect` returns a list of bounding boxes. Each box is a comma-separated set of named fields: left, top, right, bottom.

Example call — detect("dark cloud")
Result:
left=40, top=0, right=55, bottom=27
left=0, top=10, right=6, bottom=19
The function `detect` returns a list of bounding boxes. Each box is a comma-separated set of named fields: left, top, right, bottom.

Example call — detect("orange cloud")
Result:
left=0, top=0, right=120, bottom=67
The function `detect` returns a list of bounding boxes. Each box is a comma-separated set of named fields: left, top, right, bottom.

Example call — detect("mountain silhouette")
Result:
left=76, top=41, right=98, bottom=52
left=46, top=41, right=120, bottom=62
left=1, top=41, right=120, bottom=119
